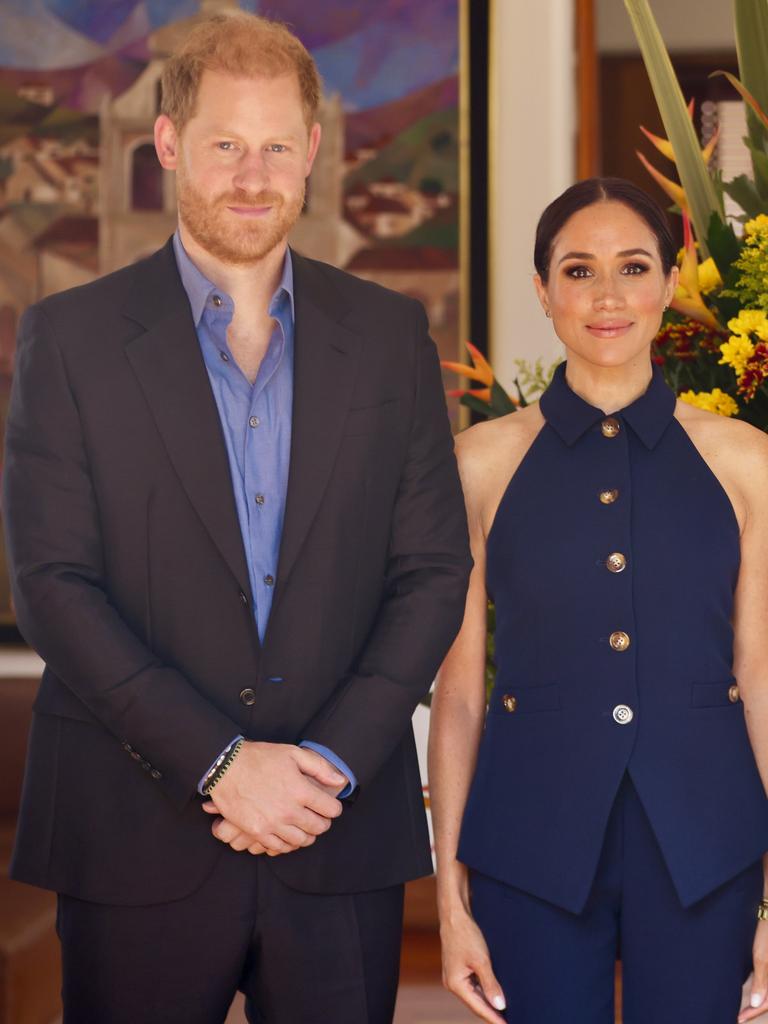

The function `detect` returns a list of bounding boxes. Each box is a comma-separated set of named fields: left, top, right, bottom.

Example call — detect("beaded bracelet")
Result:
left=202, top=738, right=244, bottom=796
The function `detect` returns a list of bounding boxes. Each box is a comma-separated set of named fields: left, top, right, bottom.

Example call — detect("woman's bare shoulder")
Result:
left=454, top=402, right=545, bottom=469
left=675, top=400, right=768, bottom=503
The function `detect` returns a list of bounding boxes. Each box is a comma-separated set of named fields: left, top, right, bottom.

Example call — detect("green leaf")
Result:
left=490, top=379, right=518, bottom=416
left=624, top=0, right=724, bottom=253
left=744, top=138, right=768, bottom=199
left=706, top=212, right=741, bottom=275
left=460, top=393, right=494, bottom=419
left=734, top=0, right=768, bottom=196
left=722, top=173, right=766, bottom=218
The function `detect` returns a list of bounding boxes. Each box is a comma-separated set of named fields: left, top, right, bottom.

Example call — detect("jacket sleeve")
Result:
left=2, top=303, right=240, bottom=809
left=302, top=302, right=473, bottom=788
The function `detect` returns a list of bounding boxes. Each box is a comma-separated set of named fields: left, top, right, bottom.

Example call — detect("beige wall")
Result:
left=488, top=0, right=573, bottom=382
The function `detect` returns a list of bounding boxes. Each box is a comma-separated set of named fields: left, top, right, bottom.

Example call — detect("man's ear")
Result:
left=154, top=115, right=179, bottom=171
left=305, top=122, right=322, bottom=177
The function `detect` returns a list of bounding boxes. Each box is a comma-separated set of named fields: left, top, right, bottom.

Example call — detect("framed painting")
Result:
left=0, top=0, right=470, bottom=627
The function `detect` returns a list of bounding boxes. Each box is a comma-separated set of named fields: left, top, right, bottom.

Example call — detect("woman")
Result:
left=429, top=178, right=768, bottom=1024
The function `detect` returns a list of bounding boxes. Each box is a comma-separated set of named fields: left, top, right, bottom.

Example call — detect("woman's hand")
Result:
left=441, top=909, right=507, bottom=1023
left=738, top=920, right=768, bottom=1022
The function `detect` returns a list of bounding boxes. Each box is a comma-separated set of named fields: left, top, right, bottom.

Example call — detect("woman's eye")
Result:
left=622, top=262, right=649, bottom=275
left=565, top=265, right=592, bottom=279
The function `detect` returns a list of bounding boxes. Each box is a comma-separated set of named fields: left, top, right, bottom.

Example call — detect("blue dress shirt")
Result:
left=172, top=234, right=356, bottom=798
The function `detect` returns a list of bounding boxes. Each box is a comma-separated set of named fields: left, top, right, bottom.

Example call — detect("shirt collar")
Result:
left=539, top=361, right=676, bottom=450
left=172, top=230, right=295, bottom=327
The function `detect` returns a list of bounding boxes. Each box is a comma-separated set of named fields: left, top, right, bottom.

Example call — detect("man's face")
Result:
left=155, top=69, right=321, bottom=266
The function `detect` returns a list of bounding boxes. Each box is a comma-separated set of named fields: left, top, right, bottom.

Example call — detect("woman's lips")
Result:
left=586, top=322, right=633, bottom=338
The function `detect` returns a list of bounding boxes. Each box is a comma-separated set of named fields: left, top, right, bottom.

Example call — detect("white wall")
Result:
left=597, top=0, right=734, bottom=53
left=488, top=0, right=573, bottom=382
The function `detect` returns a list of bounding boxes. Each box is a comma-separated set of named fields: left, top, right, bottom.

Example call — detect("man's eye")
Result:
left=217, top=142, right=236, bottom=151
left=622, top=262, right=649, bottom=275
left=565, top=265, right=591, bottom=279
left=267, top=144, right=287, bottom=153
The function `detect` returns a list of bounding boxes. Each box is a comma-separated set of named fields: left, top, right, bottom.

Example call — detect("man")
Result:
left=2, top=12, right=471, bottom=1024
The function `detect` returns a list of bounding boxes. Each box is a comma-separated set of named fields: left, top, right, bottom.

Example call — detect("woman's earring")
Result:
left=663, top=305, right=668, bottom=311
left=545, top=310, right=551, bottom=318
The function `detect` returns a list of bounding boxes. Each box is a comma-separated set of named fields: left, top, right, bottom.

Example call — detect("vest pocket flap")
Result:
left=490, top=684, right=560, bottom=715
left=690, top=679, right=739, bottom=708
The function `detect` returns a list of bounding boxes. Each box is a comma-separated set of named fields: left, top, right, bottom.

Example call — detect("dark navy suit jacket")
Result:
left=4, top=240, right=472, bottom=905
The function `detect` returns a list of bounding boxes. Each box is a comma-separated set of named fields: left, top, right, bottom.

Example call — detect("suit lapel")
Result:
left=274, top=253, right=360, bottom=595
left=122, top=242, right=252, bottom=603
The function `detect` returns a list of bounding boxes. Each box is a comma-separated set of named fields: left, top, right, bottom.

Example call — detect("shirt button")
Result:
left=264, top=574, right=274, bottom=586
left=606, top=552, right=627, bottom=573
left=612, top=704, right=634, bottom=725
left=599, top=489, right=619, bottom=504
left=249, top=416, right=260, bottom=428
left=219, top=350, right=230, bottom=362
left=601, top=417, right=621, bottom=438
left=212, top=294, right=223, bottom=307
left=609, top=630, right=631, bottom=652
left=254, top=494, right=265, bottom=506
left=240, top=688, right=257, bottom=706
left=502, top=694, right=517, bottom=713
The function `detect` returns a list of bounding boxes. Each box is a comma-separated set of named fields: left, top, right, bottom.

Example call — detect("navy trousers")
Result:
left=471, top=777, right=761, bottom=1023
left=57, top=847, right=404, bottom=1024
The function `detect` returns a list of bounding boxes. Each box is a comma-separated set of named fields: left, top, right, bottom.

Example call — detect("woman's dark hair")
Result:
left=534, top=177, right=677, bottom=282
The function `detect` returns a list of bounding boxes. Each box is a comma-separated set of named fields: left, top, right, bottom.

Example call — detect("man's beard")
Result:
left=176, top=171, right=305, bottom=266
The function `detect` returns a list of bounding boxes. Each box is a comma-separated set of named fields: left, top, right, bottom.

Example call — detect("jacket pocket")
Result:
left=690, top=678, right=740, bottom=708
left=488, top=683, right=560, bottom=716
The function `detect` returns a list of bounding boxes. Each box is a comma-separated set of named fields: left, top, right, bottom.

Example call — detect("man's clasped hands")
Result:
left=202, top=742, right=348, bottom=856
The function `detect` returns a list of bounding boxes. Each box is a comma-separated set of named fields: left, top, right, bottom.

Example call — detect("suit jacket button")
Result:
left=140, top=760, right=151, bottom=770
left=150, top=769, right=162, bottom=780
left=502, top=694, right=517, bottom=713
left=239, top=591, right=248, bottom=606
left=728, top=684, right=740, bottom=703
left=240, top=688, right=257, bottom=706
left=130, top=751, right=142, bottom=761
left=599, top=488, right=619, bottom=504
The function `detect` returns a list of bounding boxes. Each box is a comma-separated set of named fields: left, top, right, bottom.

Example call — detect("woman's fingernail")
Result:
left=751, top=992, right=764, bottom=1008
left=491, top=994, right=506, bottom=1010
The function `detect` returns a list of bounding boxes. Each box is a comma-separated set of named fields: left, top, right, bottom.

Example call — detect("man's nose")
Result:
left=232, top=151, right=269, bottom=192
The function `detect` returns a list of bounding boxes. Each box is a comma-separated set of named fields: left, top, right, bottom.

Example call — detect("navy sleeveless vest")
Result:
left=457, top=362, right=768, bottom=913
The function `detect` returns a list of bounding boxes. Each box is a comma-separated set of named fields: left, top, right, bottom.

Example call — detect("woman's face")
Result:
left=534, top=200, right=678, bottom=372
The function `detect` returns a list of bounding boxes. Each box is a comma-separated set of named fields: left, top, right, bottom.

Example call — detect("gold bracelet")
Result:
left=203, top=739, right=244, bottom=796
left=757, top=898, right=768, bottom=921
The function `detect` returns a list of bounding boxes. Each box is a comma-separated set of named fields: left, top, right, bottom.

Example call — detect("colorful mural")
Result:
left=0, top=0, right=461, bottom=622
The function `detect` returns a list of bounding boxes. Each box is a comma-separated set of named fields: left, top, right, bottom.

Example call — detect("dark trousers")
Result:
left=57, top=847, right=404, bottom=1024
left=471, top=776, right=761, bottom=1024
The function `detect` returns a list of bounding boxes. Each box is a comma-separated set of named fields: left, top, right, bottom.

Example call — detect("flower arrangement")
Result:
left=626, top=0, right=768, bottom=430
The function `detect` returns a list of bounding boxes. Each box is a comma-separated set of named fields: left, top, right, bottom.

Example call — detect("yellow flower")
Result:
left=719, top=335, right=756, bottom=376
left=697, top=258, right=722, bottom=294
left=727, top=309, right=768, bottom=341
left=679, top=389, right=739, bottom=417
left=744, top=214, right=768, bottom=238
